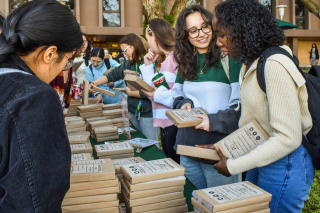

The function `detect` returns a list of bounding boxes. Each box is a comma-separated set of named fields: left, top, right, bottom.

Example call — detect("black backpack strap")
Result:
left=89, top=64, right=94, bottom=77
left=104, top=58, right=111, bottom=69
left=257, top=47, right=300, bottom=93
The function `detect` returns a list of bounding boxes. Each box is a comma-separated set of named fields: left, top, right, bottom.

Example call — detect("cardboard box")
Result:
left=94, top=126, right=118, bottom=134
left=65, top=186, right=120, bottom=198
left=117, top=174, right=123, bottom=179
left=71, top=153, right=94, bottom=162
left=67, top=126, right=87, bottom=133
left=76, top=207, right=119, bottom=213
left=95, top=135, right=120, bottom=143
left=125, top=191, right=184, bottom=207
left=89, top=119, right=113, bottom=128
left=61, top=200, right=119, bottom=212
left=68, top=131, right=90, bottom=137
left=98, top=153, right=135, bottom=159
left=121, top=158, right=185, bottom=184
left=123, top=74, right=154, bottom=92
left=144, top=205, right=188, bottom=213
left=62, top=194, right=118, bottom=206
left=82, top=80, right=89, bottom=105
left=95, top=142, right=134, bottom=157
left=113, top=88, right=126, bottom=93
left=121, top=179, right=184, bottom=199
left=86, top=116, right=108, bottom=122
left=177, top=145, right=219, bottom=161
left=112, top=157, right=145, bottom=173
left=77, top=104, right=103, bottom=112
left=69, top=179, right=119, bottom=192
left=66, top=120, right=86, bottom=129
left=103, top=103, right=121, bottom=110
left=80, top=113, right=104, bottom=119
left=72, top=159, right=106, bottom=165
left=70, top=159, right=115, bottom=183
left=70, top=143, right=93, bottom=154
left=123, top=176, right=186, bottom=192
left=165, top=107, right=209, bottom=128
left=68, top=135, right=90, bottom=144
left=95, top=132, right=119, bottom=138
left=103, top=109, right=123, bottom=116
left=193, top=181, right=272, bottom=212
left=65, top=116, right=84, bottom=122
left=123, top=69, right=138, bottom=91
left=129, top=198, right=186, bottom=213
left=104, top=66, right=115, bottom=76
left=92, top=86, right=116, bottom=98
left=191, top=198, right=269, bottom=213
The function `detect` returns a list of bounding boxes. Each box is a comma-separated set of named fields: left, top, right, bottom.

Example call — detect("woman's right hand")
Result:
left=89, top=83, right=96, bottom=94
left=181, top=102, right=192, bottom=112
left=93, top=94, right=103, bottom=104
left=144, top=49, right=160, bottom=66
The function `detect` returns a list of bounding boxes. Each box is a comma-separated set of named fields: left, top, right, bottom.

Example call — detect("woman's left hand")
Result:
left=142, top=88, right=156, bottom=100
left=214, top=147, right=231, bottom=177
left=194, top=114, right=210, bottom=131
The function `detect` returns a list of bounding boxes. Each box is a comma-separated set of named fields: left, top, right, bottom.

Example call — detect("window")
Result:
left=186, top=0, right=203, bottom=7
left=57, top=0, right=75, bottom=16
left=10, top=0, right=28, bottom=12
left=103, top=0, right=121, bottom=27
left=261, top=0, right=273, bottom=13
left=295, top=0, right=306, bottom=29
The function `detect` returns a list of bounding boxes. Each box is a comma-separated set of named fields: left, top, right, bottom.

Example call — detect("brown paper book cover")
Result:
left=123, top=74, right=154, bottom=92
left=123, top=175, right=186, bottom=192
left=82, top=80, right=89, bottom=106
left=92, top=86, right=116, bottom=97
left=129, top=198, right=186, bottom=213
left=80, top=113, right=104, bottom=119
left=103, top=109, right=123, bottom=115
left=95, top=135, right=120, bottom=142
left=177, top=145, right=220, bottom=161
left=67, top=126, right=87, bottom=133
left=144, top=205, right=188, bottom=213
left=94, top=126, right=118, bottom=134
left=95, top=132, right=119, bottom=138
left=193, top=181, right=272, bottom=212
left=61, top=200, right=119, bottom=212
left=117, top=174, right=124, bottom=180
left=165, top=107, right=209, bottom=128
left=98, top=153, right=135, bottom=159
left=66, top=120, right=86, bottom=129
left=68, top=131, right=90, bottom=137
left=121, top=179, right=184, bottom=200
left=68, top=135, right=90, bottom=144
left=69, top=179, right=119, bottom=192
left=123, top=69, right=138, bottom=91
left=103, top=103, right=121, bottom=110
left=120, top=158, right=185, bottom=184
left=95, top=142, right=134, bottom=157
left=62, top=194, right=118, bottom=206
left=191, top=197, right=269, bottom=213
left=70, top=143, right=93, bottom=154
left=89, top=119, right=113, bottom=128
left=65, top=116, right=84, bottom=122
left=77, top=104, right=103, bottom=112
left=113, top=88, right=126, bottom=93
left=71, top=153, right=94, bottom=162
left=86, top=116, right=108, bottom=122
left=112, top=157, right=145, bottom=173
left=65, top=186, right=120, bottom=198
left=70, top=158, right=115, bottom=183
left=76, top=207, right=119, bottom=213
left=72, top=159, right=106, bottom=165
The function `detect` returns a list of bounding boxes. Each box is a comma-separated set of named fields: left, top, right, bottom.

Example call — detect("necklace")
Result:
left=197, top=53, right=208, bottom=74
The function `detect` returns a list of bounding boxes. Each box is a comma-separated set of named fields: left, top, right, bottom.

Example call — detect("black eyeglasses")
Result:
left=62, top=52, right=74, bottom=71
left=188, top=24, right=212, bottom=38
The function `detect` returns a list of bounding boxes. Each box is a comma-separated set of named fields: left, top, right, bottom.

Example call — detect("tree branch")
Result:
left=170, top=0, right=189, bottom=24
left=141, top=0, right=165, bottom=21
left=300, top=0, right=320, bottom=19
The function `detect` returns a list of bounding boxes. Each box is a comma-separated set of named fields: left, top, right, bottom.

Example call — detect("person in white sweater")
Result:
left=197, top=1, right=315, bottom=212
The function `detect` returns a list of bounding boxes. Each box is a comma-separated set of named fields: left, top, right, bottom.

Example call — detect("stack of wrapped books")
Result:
left=95, top=142, right=134, bottom=159
left=77, top=104, right=103, bottom=119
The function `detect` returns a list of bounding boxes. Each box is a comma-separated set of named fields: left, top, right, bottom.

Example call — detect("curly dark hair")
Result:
left=174, top=5, right=220, bottom=81
left=214, top=0, right=285, bottom=65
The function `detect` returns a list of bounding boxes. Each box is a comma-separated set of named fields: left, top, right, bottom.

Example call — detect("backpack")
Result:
left=257, top=46, right=320, bottom=170
left=89, top=58, right=111, bottom=77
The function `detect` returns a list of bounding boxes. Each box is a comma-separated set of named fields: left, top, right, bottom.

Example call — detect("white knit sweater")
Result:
left=227, top=45, right=313, bottom=175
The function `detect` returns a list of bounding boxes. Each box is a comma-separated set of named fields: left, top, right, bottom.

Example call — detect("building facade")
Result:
left=1, top=0, right=320, bottom=65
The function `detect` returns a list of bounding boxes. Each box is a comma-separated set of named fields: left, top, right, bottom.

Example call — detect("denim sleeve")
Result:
left=173, top=96, right=194, bottom=109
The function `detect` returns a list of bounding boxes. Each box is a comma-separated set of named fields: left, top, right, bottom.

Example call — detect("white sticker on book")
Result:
left=112, top=158, right=140, bottom=169
left=96, top=126, right=116, bottom=131
left=71, top=164, right=103, bottom=174
left=68, top=135, right=84, bottom=140
left=122, top=159, right=181, bottom=177
left=71, top=154, right=87, bottom=161
left=202, top=182, right=264, bottom=204
left=70, top=144, right=88, bottom=149
left=173, top=108, right=206, bottom=121
left=73, top=159, right=105, bottom=165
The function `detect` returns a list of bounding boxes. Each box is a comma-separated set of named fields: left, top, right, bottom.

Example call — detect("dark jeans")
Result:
left=161, top=125, right=180, bottom=164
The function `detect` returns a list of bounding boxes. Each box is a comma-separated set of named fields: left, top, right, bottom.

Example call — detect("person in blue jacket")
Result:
left=86, top=47, right=126, bottom=104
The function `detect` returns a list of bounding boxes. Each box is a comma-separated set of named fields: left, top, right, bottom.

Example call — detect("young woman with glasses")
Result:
left=86, top=46, right=125, bottom=104
left=90, top=34, right=159, bottom=140
left=172, top=5, right=242, bottom=189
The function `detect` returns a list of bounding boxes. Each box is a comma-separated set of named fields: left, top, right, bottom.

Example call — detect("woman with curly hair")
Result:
left=172, top=5, right=242, bottom=189
left=204, top=0, right=314, bottom=212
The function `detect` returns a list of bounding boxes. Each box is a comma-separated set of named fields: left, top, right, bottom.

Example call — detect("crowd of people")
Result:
left=0, top=0, right=316, bottom=212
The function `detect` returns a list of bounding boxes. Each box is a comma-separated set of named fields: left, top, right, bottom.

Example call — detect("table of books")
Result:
left=89, top=126, right=197, bottom=212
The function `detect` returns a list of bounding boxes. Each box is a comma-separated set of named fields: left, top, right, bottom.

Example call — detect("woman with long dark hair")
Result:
left=208, top=0, right=314, bottom=212
left=90, top=34, right=159, bottom=140
left=309, top=43, right=319, bottom=66
left=172, top=5, right=242, bottom=189
left=139, top=18, right=180, bottom=163
left=0, top=0, right=83, bottom=211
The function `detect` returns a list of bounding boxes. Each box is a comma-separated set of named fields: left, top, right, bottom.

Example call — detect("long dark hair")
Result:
left=0, top=14, right=4, bottom=29
left=0, top=0, right=83, bottom=63
left=174, top=5, right=220, bottom=81
left=214, top=0, right=285, bottom=65
left=311, top=43, right=318, bottom=52
left=83, top=33, right=92, bottom=59
left=91, top=47, right=105, bottom=59
left=119, top=33, right=147, bottom=65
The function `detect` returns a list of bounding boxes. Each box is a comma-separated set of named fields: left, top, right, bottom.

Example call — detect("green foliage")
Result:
left=303, top=170, right=320, bottom=213
left=142, top=15, right=148, bottom=39
left=164, top=14, right=175, bottom=26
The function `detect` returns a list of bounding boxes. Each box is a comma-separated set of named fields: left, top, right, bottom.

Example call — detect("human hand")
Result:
left=194, top=114, right=210, bottom=131
left=144, top=48, right=160, bottom=66
left=195, top=144, right=217, bottom=164
left=71, top=161, right=74, bottom=167
left=89, top=83, right=95, bottom=94
left=107, top=82, right=114, bottom=88
left=141, top=89, right=155, bottom=100
left=181, top=102, right=192, bottom=112
left=93, top=94, right=103, bottom=104
left=213, top=146, right=231, bottom=177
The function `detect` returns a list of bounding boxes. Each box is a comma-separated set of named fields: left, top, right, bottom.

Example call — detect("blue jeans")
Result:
left=246, top=144, right=315, bottom=213
left=180, top=155, right=241, bottom=189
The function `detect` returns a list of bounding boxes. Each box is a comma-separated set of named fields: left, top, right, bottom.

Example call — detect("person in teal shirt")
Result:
left=86, top=47, right=126, bottom=104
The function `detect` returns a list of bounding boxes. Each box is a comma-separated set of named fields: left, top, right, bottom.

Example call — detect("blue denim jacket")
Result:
left=0, top=55, right=70, bottom=212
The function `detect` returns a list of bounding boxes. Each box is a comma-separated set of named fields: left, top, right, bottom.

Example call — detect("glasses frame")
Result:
left=188, top=24, right=212, bottom=38
left=90, top=58, right=103, bottom=66
left=62, top=52, right=74, bottom=71
left=122, top=45, right=131, bottom=55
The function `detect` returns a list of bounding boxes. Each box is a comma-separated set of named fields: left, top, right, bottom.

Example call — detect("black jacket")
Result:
left=107, top=60, right=153, bottom=117
left=309, top=47, right=319, bottom=59
left=0, top=55, right=70, bottom=212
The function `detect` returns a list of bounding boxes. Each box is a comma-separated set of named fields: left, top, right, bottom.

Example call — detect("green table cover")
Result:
left=89, top=127, right=196, bottom=212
